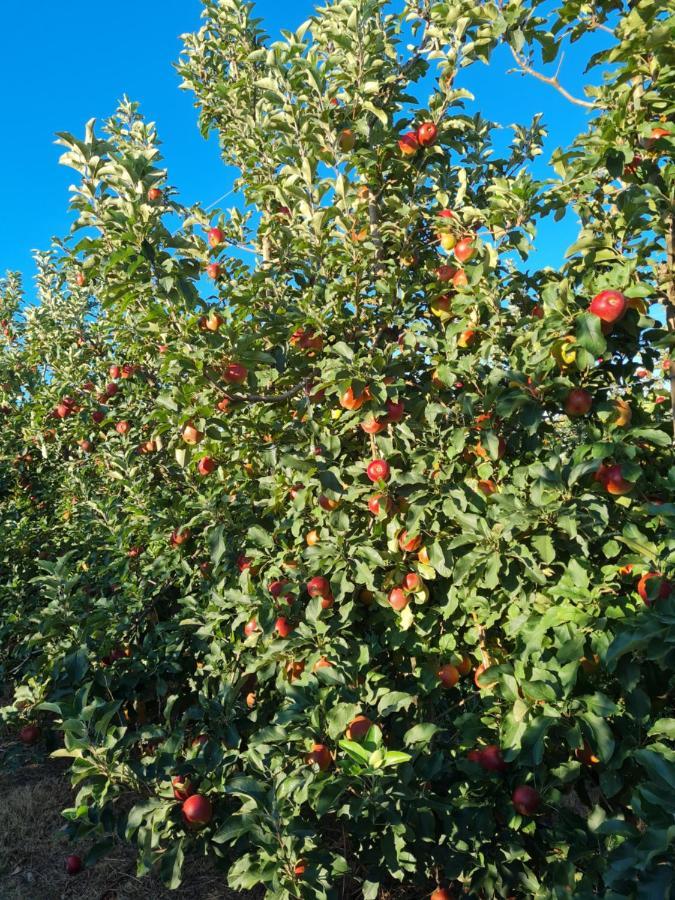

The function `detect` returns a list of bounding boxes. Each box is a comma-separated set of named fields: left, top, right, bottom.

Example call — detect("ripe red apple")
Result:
left=306, top=742, right=332, bottom=771
left=436, top=265, right=457, bottom=282
left=208, top=227, right=224, bottom=248
left=92, top=410, right=105, bottom=424
left=65, top=854, right=83, bottom=876
left=368, top=493, right=392, bottom=516
left=454, top=237, right=476, bottom=263
left=565, top=388, right=592, bottom=417
left=307, top=576, right=332, bottom=599
left=437, top=663, right=459, bottom=688
left=182, top=422, right=203, bottom=445
left=197, top=456, right=217, bottom=476
left=637, top=572, right=671, bottom=606
left=385, top=399, right=405, bottom=422
left=430, top=888, right=455, bottom=900
left=340, top=385, right=370, bottom=410
left=109, top=365, right=121, bottom=380
left=361, top=415, right=387, bottom=435
left=75, top=272, right=86, bottom=288
left=532, top=304, right=543, bottom=319
left=603, top=464, right=632, bottom=496
left=182, top=793, right=213, bottom=825
left=223, top=363, right=248, bottom=385
left=367, top=459, right=390, bottom=482
left=477, top=744, right=507, bottom=773
left=206, top=262, right=221, bottom=281
left=403, top=572, right=421, bottom=592
left=588, top=290, right=627, bottom=323
left=105, top=382, right=118, bottom=397
left=318, top=494, right=339, bottom=511
left=294, top=859, right=307, bottom=878
left=172, top=775, right=194, bottom=801
left=417, top=121, right=438, bottom=147
left=243, top=619, right=258, bottom=637
left=398, top=131, right=419, bottom=156
left=477, top=479, right=497, bottom=496
left=170, top=528, right=191, bottom=546
left=346, top=715, right=372, bottom=741
left=269, top=579, right=290, bottom=598
left=19, top=724, right=40, bottom=744
left=399, top=530, right=422, bottom=553
left=115, top=420, right=130, bottom=435
left=512, top=785, right=541, bottom=816
left=147, top=187, right=163, bottom=202
left=388, top=587, right=409, bottom=611
left=275, top=616, right=294, bottom=638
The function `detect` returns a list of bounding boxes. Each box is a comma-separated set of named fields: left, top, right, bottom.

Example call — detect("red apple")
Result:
left=19, top=724, right=40, bottom=744
left=417, top=121, right=438, bottom=147
left=206, top=262, right=221, bottom=280
left=603, top=464, right=632, bottom=495
left=512, top=785, right=541, bottom=816
left=454, top=237, right=476, bottom=263
left=368, top=493, right=392, bottom=516
left=105, top=382, right=118, bottom=397
left=637, top=572, right=671, bottom=606
left=318, top=494, right=339, bottom=511
left=182, top=423, right=203, bottom=445
left=398, top=131, right=419, bottom=156
left=75, top=272, right=86, bottom=288
left=367, top=459, right=390, bottom=482
left=361, top=415, right=387, bottom=435
left=588, top=290, right=627, bottom=323
left=170, top=528, right=191, bottom=547
left=243, top=618, right=258, bottom=637
left=172, top=775, right=195, bottom=801
left=346, top=715, right=372, bottom=741
left=436, top=265, right=457, bottom=282
left=109, top=365, right=121, bottom=380
left=431, top=888, right=455, bottom=900
left=197, top=456, right=217, bottom=476
left=398, top=530, right=422, bottom=553
left=208, top=227, right=224, bottom=248
left=65, top=854, right=83, bottom=876
left=182, top=793, right=213, bottom=825
left=307, top=576, right=331, bottom=598
left=477, top=744, right=507, bottom=773
left=437, top=663, right=459, bottom=688
left=565, top=389, right=592, bottom=417
left=385, top=399, right=405, bottom=422
left=92, top=410, right=105, bottom=424
left=115, top=420, right=130, bottom=435
left=223, top=363, right=248, bottom=385
left=147, top=187, right=163, bottom=202
left=306, top=742, right=332, bottom=771
left=275, top=616, right=294, bottom=638
left=388, top=587, right=409, bottom=611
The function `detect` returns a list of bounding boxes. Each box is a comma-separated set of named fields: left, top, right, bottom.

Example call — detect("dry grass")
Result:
left=0, top=755, right=255, bottom=900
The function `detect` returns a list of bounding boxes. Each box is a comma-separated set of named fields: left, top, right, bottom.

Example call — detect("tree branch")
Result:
left=508, top=46, right=596, bottom=110
left=664, top=213, right=675, bottom=444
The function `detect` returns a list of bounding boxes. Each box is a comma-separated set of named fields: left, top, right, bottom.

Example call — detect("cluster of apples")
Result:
left=205, top=226, right=225, bottom=280
left=398, top=120, right=438, bottom=155
left=269, top=575, right=335, bottom=639
left=387, top=572, right=428, bottom=611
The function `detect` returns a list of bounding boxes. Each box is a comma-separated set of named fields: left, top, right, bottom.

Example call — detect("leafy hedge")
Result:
left=1, top=0, right=674, bottom=897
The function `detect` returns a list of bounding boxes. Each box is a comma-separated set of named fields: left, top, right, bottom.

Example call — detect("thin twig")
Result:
left=509, top=45, right=596, bottom=110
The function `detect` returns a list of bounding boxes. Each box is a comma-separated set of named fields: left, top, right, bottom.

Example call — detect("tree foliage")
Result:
left=1, top=0, right=674, bottom=897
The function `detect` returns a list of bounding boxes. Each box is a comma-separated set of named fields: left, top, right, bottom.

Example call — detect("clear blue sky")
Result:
left=2, top=1, right=609, bottom=293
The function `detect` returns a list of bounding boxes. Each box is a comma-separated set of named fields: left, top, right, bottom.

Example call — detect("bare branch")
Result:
left=509, top=45, right=596, bottom=110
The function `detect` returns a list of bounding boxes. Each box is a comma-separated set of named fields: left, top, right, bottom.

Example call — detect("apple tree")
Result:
left=1, top=0, right=674, bottom=897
